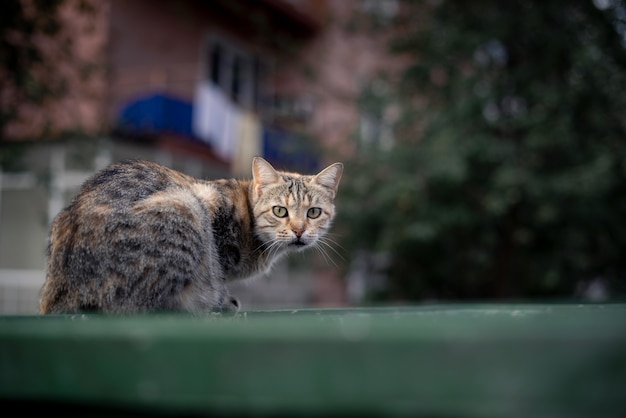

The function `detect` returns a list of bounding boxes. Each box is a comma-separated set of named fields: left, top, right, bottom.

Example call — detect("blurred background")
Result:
left=1, top=0, right=625, bottom=313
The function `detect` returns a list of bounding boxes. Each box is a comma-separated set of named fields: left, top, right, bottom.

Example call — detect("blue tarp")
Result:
left=117, top=93, right=194, bottom=138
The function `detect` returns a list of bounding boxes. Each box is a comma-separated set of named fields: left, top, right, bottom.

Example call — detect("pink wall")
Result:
left=3, top=0, right=109, bottom=140
left=5, top=0, right=405, bottom=157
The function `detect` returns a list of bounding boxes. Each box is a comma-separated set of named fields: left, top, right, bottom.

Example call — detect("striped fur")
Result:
left=39, top=157, right=342, bottom=314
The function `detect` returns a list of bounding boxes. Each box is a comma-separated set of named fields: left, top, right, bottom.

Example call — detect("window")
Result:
left=208, top=43, right=223, bottom=85
left=203, top=36, right=267, bottom=111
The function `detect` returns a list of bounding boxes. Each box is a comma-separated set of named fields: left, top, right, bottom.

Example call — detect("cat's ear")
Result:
left=252, top=157, right=280, bottom=197
left=313, top=162, right=343, bottom=199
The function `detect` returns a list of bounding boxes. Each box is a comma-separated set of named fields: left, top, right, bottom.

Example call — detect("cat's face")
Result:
left=251, top=158, right=343, bottom=255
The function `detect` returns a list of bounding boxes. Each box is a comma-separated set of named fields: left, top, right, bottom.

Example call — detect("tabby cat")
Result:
left=39, top=157, right=342, bottom=314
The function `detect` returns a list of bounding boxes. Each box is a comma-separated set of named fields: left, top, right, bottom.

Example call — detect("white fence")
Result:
left=0, top=269, right=45, bottom=314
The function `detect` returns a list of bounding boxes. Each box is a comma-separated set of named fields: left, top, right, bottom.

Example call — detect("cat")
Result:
left=39, top=157, right=343, bottom=314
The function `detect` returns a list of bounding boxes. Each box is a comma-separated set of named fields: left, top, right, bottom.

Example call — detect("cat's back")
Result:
left=77, top=159, right=194, bottom=209
left=41, top=160, right=222, bottom=314
left=48, top=159, right=209, bottom=255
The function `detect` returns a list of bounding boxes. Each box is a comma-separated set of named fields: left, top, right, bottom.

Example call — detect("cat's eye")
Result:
left=307, top=207, right=322, bottom=219
left=272, top=206, right=288, bottom=218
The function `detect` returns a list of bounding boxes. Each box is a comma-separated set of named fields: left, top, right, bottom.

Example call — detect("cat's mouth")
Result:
left=290, top=238, right=308, bottom=247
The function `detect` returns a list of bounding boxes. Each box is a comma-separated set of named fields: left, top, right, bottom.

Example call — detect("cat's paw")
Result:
left=204, top=297, right=241, bottom=317
left=229, top=297, right=241, bottom=313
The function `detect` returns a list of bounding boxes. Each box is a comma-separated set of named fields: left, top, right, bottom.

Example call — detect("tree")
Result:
left=338, top=0, right=626, bottom=301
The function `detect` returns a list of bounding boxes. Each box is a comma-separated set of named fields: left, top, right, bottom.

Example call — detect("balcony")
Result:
left=115, top=88, right=319, bottom=175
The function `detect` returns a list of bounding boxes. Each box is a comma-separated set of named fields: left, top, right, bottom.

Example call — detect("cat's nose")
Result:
left=292, top=227, right=304, bottom=238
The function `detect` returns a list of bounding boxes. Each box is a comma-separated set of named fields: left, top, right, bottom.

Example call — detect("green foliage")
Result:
left=338, top=0, right=626, bottom=300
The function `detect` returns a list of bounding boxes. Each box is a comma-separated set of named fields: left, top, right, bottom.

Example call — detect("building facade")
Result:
left=0, top=0, right=403, bottom=312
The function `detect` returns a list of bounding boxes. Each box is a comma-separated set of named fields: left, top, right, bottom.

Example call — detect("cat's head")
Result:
left=251, top=157, right=343, bottom=253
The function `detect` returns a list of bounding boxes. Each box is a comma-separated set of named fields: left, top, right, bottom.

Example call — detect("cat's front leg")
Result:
left=203, top=295, right=241, bottom=316
left=227, top=296, right=241, bottom=313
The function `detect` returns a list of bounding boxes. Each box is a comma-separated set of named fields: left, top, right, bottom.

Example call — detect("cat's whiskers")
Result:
left=322, top=230, right=344, bottom=241
left=321, top=231, right=344, bottom=246
left=259, top=240, right=279, bottom=260
left=252, top=240, right=271, bottom=257
left=252, top=240, right=280, bottom=266
left=312, top=236, right=345, bottom=268
left=321, top=235, right=346, bottom=256
left=313, top=243, right=337, bottom=268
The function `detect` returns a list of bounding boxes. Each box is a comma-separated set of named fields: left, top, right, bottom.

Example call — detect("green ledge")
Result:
left=1, top=304, right=625, bottom=417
